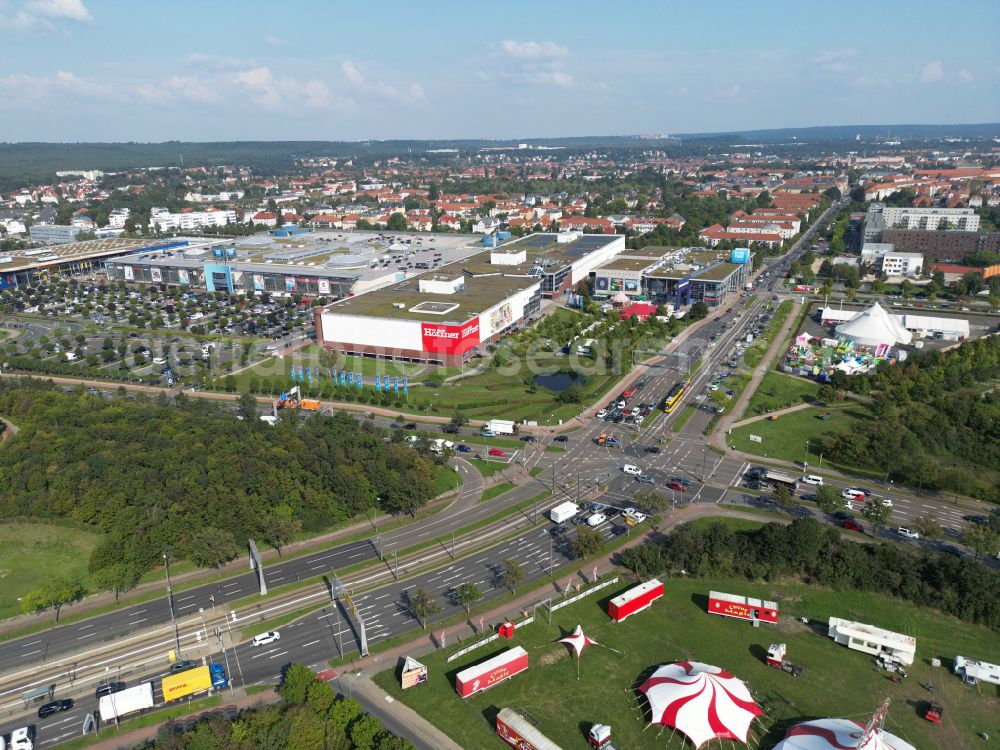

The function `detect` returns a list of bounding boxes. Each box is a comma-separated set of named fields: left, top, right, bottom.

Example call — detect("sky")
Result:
left=0, top=0, right=998, bottom=143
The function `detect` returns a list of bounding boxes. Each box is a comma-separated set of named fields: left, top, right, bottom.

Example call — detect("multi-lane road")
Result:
left=2, top=200, right=994, bottom=747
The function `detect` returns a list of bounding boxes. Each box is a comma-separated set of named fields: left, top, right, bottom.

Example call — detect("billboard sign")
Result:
left=731, top=248, right=750, bottom=264
left=421, top=320, right=480, bottom=355
left=595, top=277, right=609, bottom=292
left=318, top=278, right=330, bottom=294
left=253, top=273, right=266, bottom=291
left=178, top=269, right=190, bottom=285
left=150, top=267, right=162, bottom=283
left=400, top=657, right=428, bottom=690
left=285, top=276, right=297, bottom=292
left=624, top=278, right=639, bottom=292
left=123, top=266, right=134, bottom=281
left=489, top=302, right=513, bottom=333
left=609, top=278, right=623, bottom=292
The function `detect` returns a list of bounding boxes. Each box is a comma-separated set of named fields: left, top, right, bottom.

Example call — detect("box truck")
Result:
left=549, top=501, right=579, bottom=524
left=484, top=419, right=518, bottom=436
left=98, top=682, right=154, bottom=721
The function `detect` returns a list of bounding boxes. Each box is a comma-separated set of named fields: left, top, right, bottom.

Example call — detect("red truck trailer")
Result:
left=496, top=708, right=564, bottom=750
left=455, top=647, right=528, bottom=698
left=707, top=590, right=779, bottom=624
left=608, top=579, right=664, bottom=623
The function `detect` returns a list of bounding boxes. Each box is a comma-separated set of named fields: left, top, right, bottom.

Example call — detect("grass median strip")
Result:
left=671, top=404, right=695, bottom=431
left=480, top=482, right=515, bottom=503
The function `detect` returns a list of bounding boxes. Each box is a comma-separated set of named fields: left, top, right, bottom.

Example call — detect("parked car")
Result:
left=643, top=446, right=661, bottom=454
left=636, top=474, right=655, bottom=484
left=621, top=464, right=642, bottom=476
left=841, top=518, right=864, bottom=533
left=667, top=481, right=686, bottom=491
left=587, top=513, right=607, bottom=527
left=488, top=447, right=505, bottom=457
left=596, top=409, right=607, bottom=419
left=456, top=444, right=472, bottom=453
left=37, top=700, right=74, bottom=719
left=251, top=631, right=281, bottom=646
left=670, top=476, right=694, bottom=487
left=520, top=435, right=536, bottom=442
left=897, top=527, right=920, bottom=540
left=553, top=435, right=569, bottom=442
left=402, top=423, right=417, bottom=430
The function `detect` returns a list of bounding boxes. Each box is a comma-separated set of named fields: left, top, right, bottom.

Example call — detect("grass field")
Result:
left=671, top=404, right=695, bottom=431
left=413, top=366, right=619, bottom=423
left=480, top=482, right=515, bottom=503
left=375, top=574, right=999, bottom=749
left=433, top=464, right=463, bottom=496
left=729, top=404, right=869, bottom=468
left=743, top=371, right=821, bottom=417
left=0, top=522, right=102, bottom=619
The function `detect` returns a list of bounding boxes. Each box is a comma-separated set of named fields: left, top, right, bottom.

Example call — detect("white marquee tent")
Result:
left=834, top=302, right=912, bottom=347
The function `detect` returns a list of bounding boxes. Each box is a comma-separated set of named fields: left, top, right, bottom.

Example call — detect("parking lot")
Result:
left=0, top=277, right=315, bottom=387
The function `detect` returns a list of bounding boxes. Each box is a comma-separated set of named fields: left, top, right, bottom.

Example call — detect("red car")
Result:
left=667, top=481, right=686, bottom=492
left=488, top=447, right=505, bottom=457
left=841, top=518, right=864, bottom=533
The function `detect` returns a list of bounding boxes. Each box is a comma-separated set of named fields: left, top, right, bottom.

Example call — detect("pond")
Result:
left=534, top=371, right=584, bottom=392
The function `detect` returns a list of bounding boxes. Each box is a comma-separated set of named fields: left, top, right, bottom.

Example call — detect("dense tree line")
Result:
left=821, top=334, right=1000, bottom=502
left=618, top=518, right=1000, bottom=630
left=153, top=665, right=413, bottom=750
left=0, top=381, right=439, bottom=596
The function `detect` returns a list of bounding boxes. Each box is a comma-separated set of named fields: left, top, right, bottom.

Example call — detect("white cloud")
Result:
left=186, top=52, right=255, bottom=70
left=231, top=66, right=335, bottom=111
left=135, top=75, right=222, bottom=105
left=523, top=70, right=573, bottom=88
left=0, top=0, right=89, bottom=31
left=811, top=48, right=857, bottom=74
left=957, top=68, right=974, bottom=82
left=920, top=60, right=944, bottom=82
left=340, top=59, right=426, bottom=103
left=500, top=40, right=568, bottom=60
left=25, top=0, right=90, bottom=20
left=0, top=68, right=120, bottom=106
left=265, top=35, right=287, bottom=46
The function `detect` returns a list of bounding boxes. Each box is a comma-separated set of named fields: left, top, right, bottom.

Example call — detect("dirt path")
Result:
left=729, top=401, right=813, bottom=429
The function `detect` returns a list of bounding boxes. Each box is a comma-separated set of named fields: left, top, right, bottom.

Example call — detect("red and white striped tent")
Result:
left=639, top=661, right=763, bottom=748
left=772, top=718, right=916, bottom=750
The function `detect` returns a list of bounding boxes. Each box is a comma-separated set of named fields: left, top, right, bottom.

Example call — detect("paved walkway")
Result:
left=729, top=399, right=813, bottom=429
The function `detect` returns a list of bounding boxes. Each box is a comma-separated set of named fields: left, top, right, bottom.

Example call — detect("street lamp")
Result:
left=163, top=552, right=182, bottom=658
left=804, top=440, right=810, bottom=468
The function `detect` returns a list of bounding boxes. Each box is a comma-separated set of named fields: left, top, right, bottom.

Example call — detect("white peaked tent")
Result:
left=834, top=303, right=912, bottom=347
left=772, top=718, right=916, bottom=750
left=639, top=662, right=763, bottom=748
left=611, top=291, right=630, bottom=305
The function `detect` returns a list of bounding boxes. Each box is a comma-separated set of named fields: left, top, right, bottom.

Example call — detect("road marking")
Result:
left=302, top=640, right=321, bottom=648
left=77, top=633, right=96, bottom=640
left=129, top=618, right=147, bottom=625
left=21, top=649, right=41, bottom=656
left=268, top=650, right=289, bottom=659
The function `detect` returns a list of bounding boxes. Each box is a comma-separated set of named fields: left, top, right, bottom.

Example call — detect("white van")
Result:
left=622, top=464, right=642, bottom=476
left=587, top=512, right=607, bottom=527
left=800, top=475, right=824, bottom=486
left=10, top=727, right=33, bottom=750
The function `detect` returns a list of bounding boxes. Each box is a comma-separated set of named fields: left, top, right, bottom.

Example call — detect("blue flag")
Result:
left=402, top=377, right=408, bottom=397
left=290, top=366, right=295, bottom=380
left=347, top=372, right=354, bottom=387
left=375, top=375, right=381, bottom=392
left=393, top=376, right=399, bottom=393
left=306, top=367, right=311, bottom=381
left=356, top=374, right=363, bottom=390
